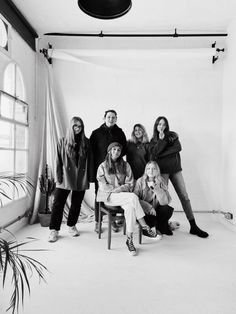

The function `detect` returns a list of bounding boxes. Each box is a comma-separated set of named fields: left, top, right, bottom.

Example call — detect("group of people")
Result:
left=48, top=110, right=209, bottom=256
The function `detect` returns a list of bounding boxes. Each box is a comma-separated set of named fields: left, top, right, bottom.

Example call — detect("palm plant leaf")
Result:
left=0, top=172, right=34, bottom=206
left=0, top=236, right=48, bottom=314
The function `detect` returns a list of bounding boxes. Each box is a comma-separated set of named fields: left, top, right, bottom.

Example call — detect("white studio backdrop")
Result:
left=44, top=46, right=223, bottom=213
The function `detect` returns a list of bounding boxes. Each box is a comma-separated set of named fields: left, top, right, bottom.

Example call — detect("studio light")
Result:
left=78, top=0, right=132, bottom=19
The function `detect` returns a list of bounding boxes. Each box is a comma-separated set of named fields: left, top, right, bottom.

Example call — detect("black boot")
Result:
left=158, top=222, right=173, bottom=236
left=189, top=219, right=209, bottom=238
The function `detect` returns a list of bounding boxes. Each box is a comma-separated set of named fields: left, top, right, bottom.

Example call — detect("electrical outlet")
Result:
left=224, top=212, right=233, bottom=220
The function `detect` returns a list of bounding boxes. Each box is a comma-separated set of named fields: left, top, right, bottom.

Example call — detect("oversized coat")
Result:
left=96, top=160, right=134, bottom=202
left=55, top=137, right=89, bottom=191
left=133, top=176, right=171, bottom=214
left=89, top=123, right=127, bottom=182
left=148, top=131, right=182, bottom=174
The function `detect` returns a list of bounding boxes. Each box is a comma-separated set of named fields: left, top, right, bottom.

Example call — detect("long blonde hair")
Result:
left=65, top=116, right=87, bottom=158
left=142, top=161, right=167, bottom=188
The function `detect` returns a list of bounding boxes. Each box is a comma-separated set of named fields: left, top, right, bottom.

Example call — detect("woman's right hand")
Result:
left=159, top=130, right=165, bottom=140
left=150, top=208, right=156, bottom=216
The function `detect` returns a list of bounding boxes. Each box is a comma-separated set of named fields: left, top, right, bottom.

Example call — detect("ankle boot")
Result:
left=189, top=219, right=209, bottom=238
left=158, top=222, right=173, bottom=236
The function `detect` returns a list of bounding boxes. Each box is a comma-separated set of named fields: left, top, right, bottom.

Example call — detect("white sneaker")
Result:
left=68, top=226, right=80, bottom=237
left=156, top=230, right=163, bottom=241
left=48, top=230, right=58, bottom=242
left=169, top=221, right=180, bottom=231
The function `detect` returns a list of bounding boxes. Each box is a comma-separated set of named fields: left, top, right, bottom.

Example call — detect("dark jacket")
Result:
left=89, top=123, right=127, bottom=182
left=148, top=131, right=182, bottom=174
left=126, top=141, right=149, bottom=179
left=55, top=137, right=90, bottom=191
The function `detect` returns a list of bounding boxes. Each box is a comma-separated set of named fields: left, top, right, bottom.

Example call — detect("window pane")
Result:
left=15, top=151, right=28, bottom=173
left=0, top=94, right=14, bottom=119
left=0, top=150, right=14, bottom=172
left=15, top=101, right=28, bottom=124
left=15, top=125, right=28, bottom=149
left=4, top=63, right=15, bottom=96
left=0, top=121, right=14, bottom=148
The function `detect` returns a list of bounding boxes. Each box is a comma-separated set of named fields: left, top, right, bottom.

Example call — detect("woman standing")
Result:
left=126, top=124, right=149, bottom=180
left=89, top=109, right=127, bottom=233
left=149, top=116, right=209, bottom=238
left=134, top=161, right=174, bottom=236
left=97, top=142, right=157, bottom=256
left=48, top=117, right=89, bottom=242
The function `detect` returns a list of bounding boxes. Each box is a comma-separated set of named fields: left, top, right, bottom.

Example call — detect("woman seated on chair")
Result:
left=96, top=142, right=157, bottom=256
left=134, top=161, right=174, bottom=236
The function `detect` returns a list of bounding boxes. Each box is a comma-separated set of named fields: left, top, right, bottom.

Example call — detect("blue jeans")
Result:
left=162, top=171, right=194, bottom=221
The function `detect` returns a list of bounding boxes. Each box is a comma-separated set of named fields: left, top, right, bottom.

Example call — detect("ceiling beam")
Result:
left=0, top=0, right=38, bottom=51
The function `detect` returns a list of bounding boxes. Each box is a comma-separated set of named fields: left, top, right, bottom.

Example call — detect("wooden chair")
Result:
left=98, top=202, right=143, bottom=249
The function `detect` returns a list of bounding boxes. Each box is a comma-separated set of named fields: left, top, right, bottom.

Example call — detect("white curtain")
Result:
left=29, top=60, right=94, bottom=224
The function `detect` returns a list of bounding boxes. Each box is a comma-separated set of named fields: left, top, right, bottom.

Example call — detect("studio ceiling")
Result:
left=11, top=0, right=236, bottom=37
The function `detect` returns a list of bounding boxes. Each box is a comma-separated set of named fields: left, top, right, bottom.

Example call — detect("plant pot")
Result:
left=38, top=212, right=51, bottom=227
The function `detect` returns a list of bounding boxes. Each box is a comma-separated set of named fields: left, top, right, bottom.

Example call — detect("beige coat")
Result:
left=134, top=177, right=171, bottom=214
left=96, top=160, right=134, bottom=202
left=55, top=138, right=89, bottom=191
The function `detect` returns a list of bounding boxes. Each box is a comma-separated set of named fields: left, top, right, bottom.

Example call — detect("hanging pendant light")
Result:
left=78, top=0, right=132, bottom=19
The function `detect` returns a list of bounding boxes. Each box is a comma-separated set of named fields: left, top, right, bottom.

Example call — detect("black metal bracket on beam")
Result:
left=44, top=28, right=228, bottom=38
left=39, top=43, right=52, bottom=64
left=211, top=41, right=225, bottom=64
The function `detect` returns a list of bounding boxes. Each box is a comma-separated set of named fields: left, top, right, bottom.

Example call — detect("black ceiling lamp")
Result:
left=78, top=0, right=132, bottom=19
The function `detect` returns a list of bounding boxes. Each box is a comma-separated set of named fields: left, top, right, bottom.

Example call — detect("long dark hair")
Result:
left=152, top=116, right=170, bottom=142
left=65, top=116, right=87, bottom=158
left=104, top=151, right=126, bottom=175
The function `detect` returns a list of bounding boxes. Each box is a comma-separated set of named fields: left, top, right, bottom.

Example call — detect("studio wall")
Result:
left=221, top=20, right=236, bottom=225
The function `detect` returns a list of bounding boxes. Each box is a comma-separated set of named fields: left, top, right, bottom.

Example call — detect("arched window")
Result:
left=0, top=63, right=29, bottom=205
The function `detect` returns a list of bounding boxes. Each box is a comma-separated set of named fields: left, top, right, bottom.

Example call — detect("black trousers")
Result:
left=50, top=188, right=85, bottom=231
left=144, top=205, right=174, bottom=233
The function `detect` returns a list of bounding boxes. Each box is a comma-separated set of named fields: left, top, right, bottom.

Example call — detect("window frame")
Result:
left=0, top=62, right=29, bottom=205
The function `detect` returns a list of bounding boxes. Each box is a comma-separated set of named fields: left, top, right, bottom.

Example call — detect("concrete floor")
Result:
left=1, top=212, right=236, bottom=314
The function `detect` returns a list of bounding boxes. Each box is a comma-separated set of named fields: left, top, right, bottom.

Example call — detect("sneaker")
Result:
left=111, top=221, right=119, bottom=232
left=126, top=238, right=137, bottom=256
left=142, top=226, right=157, bottom=238
left=68, top=225, right=80, bottom=237
left=94, top=222, right=103, bottom=234
left=48, top=230, right=58, bottom=242
left=155, top=230, right=163, bottom=241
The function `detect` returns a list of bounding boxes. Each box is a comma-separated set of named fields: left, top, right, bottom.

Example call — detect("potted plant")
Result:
left=0, top=173, right=48, bottom=314
left=38, top=164, right=56, bottom=227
